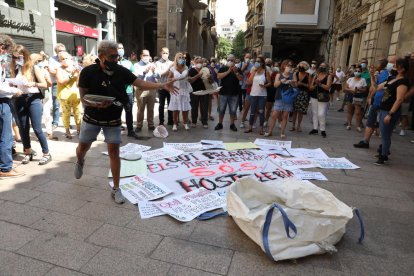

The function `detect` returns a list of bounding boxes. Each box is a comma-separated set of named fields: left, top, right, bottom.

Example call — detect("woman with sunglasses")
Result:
left=167, top=52, right=192, bottom=131
left=343, top=65, right=367, bottom=132
left=56, top=51, right=81, bottom=139
left=10, top=45, right=52, bottom=165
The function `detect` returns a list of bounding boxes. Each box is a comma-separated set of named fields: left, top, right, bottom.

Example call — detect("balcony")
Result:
left=202, top=10, right=215, bottom=27
left=188, top=0, right=208, bottom=10
left=245, top=26, right=253, bottom=38
left=245, top=10, right=254, bottom=21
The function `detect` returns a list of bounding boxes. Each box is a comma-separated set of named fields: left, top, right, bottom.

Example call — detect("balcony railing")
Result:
left=245, top=9, right=254, bottom=21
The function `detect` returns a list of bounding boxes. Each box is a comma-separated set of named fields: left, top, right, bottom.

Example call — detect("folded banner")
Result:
left=153, top=188, right=226, bottom=222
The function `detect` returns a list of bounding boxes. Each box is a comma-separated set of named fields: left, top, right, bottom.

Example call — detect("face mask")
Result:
left=142, top=57, right=150, bottom=64
left=360, top=63, right=367, bottom=69
left=336, top=68, right=341, bottom=72
left=0, top=54, right=7, bottom=63
left=386, top=63, right=393, bottom=72
left=319, top=67, right=327, bottom=72
left=245, top=58, right=250, bottom=63
left=354, top=72, right=361, bottom=77
left=311, top=64, right=316, bottom=68
left=16, top=56, right=24, bottom=67
left=196, top=63, right=203, bottom=69
left=227, top=61, right=234, bottom=67
left=254, top=62, right=261, bottom=69
left=298, top=66, right=305, bottom=72
left=103, top=60, right=117, bottom=75
left=117, top=49, right=124, bottom=58
left=273, top=67, right=279, bottom=72
left=162, top=53, right=169, bottom=60
left=178, top=59, right=186, bottom=65
left=391, top=69, right=398, bottom=76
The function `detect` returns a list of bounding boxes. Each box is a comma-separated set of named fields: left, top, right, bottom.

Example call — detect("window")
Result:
left=281, top=0, right=315, bottom=15
left=5, top=0, right=24, bottom=9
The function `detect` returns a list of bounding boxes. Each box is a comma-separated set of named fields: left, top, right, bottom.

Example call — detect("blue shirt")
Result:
left=373, top=69, right=390, bottom=106
left=118, top=58, right=135, bottom=94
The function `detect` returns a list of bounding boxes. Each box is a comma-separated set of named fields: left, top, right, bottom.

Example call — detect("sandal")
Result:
left=259, top=129, right=265, bottom=135
left=21, top=150, right=35, bottom=165
left=65, top=133, right=72, bottom=139
left=280, top=134, right=286, bottom=139
left=39, top=154, right=52, bottom=165
left=264, top=132, right=272, bottom=137
left=244, top=129, right=253, bottom=133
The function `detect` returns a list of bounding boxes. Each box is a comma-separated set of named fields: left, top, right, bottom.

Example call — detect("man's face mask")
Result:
left=117, top=49, right=124, bottom=58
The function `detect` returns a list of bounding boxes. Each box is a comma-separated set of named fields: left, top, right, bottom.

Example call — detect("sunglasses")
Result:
left=12, top=55, right=21, bottom=59
left=107, top=54, right=119, bottom=60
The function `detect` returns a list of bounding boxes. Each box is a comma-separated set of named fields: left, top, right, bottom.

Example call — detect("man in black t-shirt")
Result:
left=215, top=54, right=243, bottom=131
left=75, top=40, right=176, bottom=204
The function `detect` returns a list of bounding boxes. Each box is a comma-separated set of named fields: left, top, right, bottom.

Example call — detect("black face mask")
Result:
left=298, top=67, right=306, bottom=72
left=319, top=67, right=327, bottom=72
left=104, top=60, right=117, bottom=71
left=391, top=69, right=398, bottom=76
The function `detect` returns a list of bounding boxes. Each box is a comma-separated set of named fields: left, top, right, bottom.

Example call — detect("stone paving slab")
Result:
left=44, top=267, right=89, bottom=276
left=0, top=186, right=41, bottom=203
left=26, top=192, right=88, bottom=215
left=0, top=201, right=49, bottom=226
left=167, top=265, right=221, bottom=276
left=0, top=249, right=54, bottom=276
left=0, top=221, right=41, bottom=251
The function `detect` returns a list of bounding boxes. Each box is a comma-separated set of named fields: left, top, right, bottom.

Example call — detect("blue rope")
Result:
left=197, top=211, right=228, bottom=221
left=262, top=203, right=297, bottom=261
left=353, top=208, right=365, bottom=244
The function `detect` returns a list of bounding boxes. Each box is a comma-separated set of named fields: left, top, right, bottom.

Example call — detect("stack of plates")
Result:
left=192, top=86, right=222, bottom=95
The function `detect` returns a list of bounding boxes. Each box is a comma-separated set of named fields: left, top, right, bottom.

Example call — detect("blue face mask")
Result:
left=386, top=63, right=393, bottom=72
left=254, top=62, right=261, bottom=68
left=360, top=63, right=367, bottom=69
left=354, top=72, right=361, bottom=77
left=0, top=54, right=8, bottom=63
left=178, top=59, right=185, bottom=65
left=117, top=49, right=124, bottom=58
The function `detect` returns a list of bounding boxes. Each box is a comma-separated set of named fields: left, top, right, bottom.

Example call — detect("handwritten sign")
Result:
left=109, top=175, right=172, bottom=204
left=138, top=201, right=165, bottom=219
left=153, top=188, right=226, bottom=222
left=254, top=138, right=292, bottom=149
left=141, top=148, right=184, bottom=162
left=286, top=148, right=328, bottom=159
left=103, top=143, right=151, bottom=159
left=314, top=158, right=360, bottom=169
left=270, top=157, right=318, bottom=170
left=163, top=142, right=204, bottom=152
left=290, top=169, right=328, bottom=181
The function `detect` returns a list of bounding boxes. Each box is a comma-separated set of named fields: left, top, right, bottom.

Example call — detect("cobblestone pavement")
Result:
left=1, top=100, right=413, bottom=275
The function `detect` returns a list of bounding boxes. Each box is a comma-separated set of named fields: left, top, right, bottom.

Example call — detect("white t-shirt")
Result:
left=250, top=71, right=267, bottom=97
left=346, top=77, right=367, bottom=90
left=335, top=70, right=345, bottom=84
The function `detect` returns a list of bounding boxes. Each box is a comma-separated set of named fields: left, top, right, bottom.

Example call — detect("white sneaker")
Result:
left=184, top=124, right=189, bottom=131
left=240, top=122, right=245, bottom=128
left=263, top=121, right=268, bottom=127
left=172, top=124, right=178, bottom=131
left=357, top=127, right=362, bottom=132
left=346, top=125, right=351, bottom=130
left=253, top=125, right=257, bottom=129
left=336, top=97, right=340, bottom=101
left=400, top=129, right=406, bottom=136
left=111, top=188, right=126, bottom=204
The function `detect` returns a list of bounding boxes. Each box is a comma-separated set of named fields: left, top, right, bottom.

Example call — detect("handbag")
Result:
left=317, top=86, right=330, bottom=102
left=281, top=86, right=299, bottom=104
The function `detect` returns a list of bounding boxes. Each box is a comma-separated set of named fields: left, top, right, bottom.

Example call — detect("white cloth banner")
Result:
left=290, top=169, right=328, bottom=181
left=137, top=201, right=165, bottom=219
left=314, top=158, right=360, bottom=169
left=141, top=148, right=184, bottom=162
left=109, top=175, right=172, bottom=204
left=254, top=138, right=292, bottom=149
left=103, top=143, right=151, bottom=158
left=286, top=148, right=329, bottom=159
left=200, top=140, right=225, bottom=150
left=163, top=142, right=204, bottom=152
left=153, top=188, right=226, bottom=222
left=270, top=157, right=318, bottom=170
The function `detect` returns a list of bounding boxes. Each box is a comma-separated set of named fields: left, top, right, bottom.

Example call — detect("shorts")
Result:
left=331, top=83, right=342, bottom=93
left=366, top=105, right=380, bottom=128
left=273, top=100, right=293, bottom=112
left=352, top=97, right=366, bottom=106
left=344, top=93, right=353, bottom=103
left=219, top=95, right=238, bottom=116
left=79, top=121, right=122, bottom=144
left=266, top=87, right=276, bottom=103
left=400, top=102, right=410, bottom=116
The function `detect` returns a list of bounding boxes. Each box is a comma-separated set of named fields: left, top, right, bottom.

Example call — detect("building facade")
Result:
left=245, top=0, right=335, bottom=62
left=156, top=0, right=217, bottom=59
left=331, top=0, right=414, bottom=70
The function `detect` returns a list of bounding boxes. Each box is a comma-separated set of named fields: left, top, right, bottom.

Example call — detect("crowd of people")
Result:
left=1, top=34, right=413, bottom=201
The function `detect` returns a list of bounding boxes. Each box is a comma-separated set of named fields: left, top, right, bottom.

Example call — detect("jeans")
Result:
left=190, top=93, right=209, bottom=125
left=249, top=96, right=267, bottom=126
left=158, top=89, right=172, bottom=125
left=124, top=93, right=134, bottom=132
left=51, top=84, right=60, bottom=126
left=310, top=98, right=328, bottom=131
left=379, top=110, right=400, bottom=158
left=14, top=94, right=49, bottom=154
left=0, top=101, right=13, bottom=172
left=238, top=88, right=246, bottom=111
left=219, top=95, right=239, bottom=117
left=366, top=104, right=380, bottom=128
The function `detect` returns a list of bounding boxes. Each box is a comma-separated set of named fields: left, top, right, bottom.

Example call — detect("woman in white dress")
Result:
left=168, top=52, right=192, bottom=131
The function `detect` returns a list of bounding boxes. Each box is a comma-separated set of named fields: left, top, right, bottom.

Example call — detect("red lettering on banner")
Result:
left=218, top=164, right=234, bottom=173
left=239, top=162, right=257, bottom=171
left=189, top=167, right=216, bottom=177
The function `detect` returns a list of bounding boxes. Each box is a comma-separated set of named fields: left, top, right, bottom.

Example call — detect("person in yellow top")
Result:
left=56, top=52, right=81, bottom=139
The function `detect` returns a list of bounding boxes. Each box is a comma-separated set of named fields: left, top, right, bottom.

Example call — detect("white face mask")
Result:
left=16, top=56, right=24, bottom=67
left=162, top=53, right=169, bottom=60
left=386, top=63, right=393, bottom=72
left=227, top=61, right=234, bottom=67
left=142, top=57, right=150, bottom=63
left=245, top=58, right=250, bottom=63
left=196, top=63, right=203, bottom=69
left=336, top=68, right=341, bottom=72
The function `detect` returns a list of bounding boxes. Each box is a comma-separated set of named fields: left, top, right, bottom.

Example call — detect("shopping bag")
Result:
left=227, top=177, right=364, bottom=261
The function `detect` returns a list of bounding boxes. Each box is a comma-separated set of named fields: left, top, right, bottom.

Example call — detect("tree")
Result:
left=216, top=37, right=233, bottom=60
left=232, top=31, right=245, bottom=59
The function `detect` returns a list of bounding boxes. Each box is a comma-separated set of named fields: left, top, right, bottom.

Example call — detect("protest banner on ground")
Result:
left=108, top=159, right=147, bottom=178
left=141, top=147, right=184, bottom=162
left=163, top=142, right=204, bottom=152
left=223, top=142, right=258, bottom=151
left=269, top=156, right=318, bottom=170
left=153, top=188, right=226, bottom=222
left=313, top=158, right=360, bottom=169
left=290, top=169, right=328, bottom=181
left=286, top=148, right=329, bottom=159
left=200, top=140, right=225, bottom=150
left=103, top=143, right=151, bottom=159
left=138, top=201, right=165, bottom=219
left=109, top=175, right=172, bottom=204
left=254, top=138, right=292, bottom=149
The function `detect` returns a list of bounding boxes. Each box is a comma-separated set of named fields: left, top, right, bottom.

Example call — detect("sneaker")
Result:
left=191, top=123, right=197, bottom=128
left=357, top=127, right=362, bottom=132
left=400, top=129, right=406, bottom=136
left=263, top=121, right=268, bottom=127
left=111, top=188, right=126, bottom=204
left=203, top=124, right=208, bottom=129
left=346, top=125, right=351, bottom=130
left=321, top=131, right=327, bottom=138
left=240, top=122, right=245, bottom=128
left=172, top=124, right=178, bottom=131
left=354, top=141, right=369, bottom=148
left=127, top=132, right=140, bottom=139
left=74, top=160, right=84, bottom=179
left=52, top=124, right=58, bottom=130
left=309, top=129, right=318, bottom=135
left=374, top=156, right=386, bottom=166
left=337, top=108, right=344, bottom=112
left=230, top=124, right=237, bottom=131
left=184, top=124, right=190, bottom=131
left=0, top=169, right=25, bottom=179
left=209, top=116, right=214, bottom=121
left=214, top=123, right=223, bottom=130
